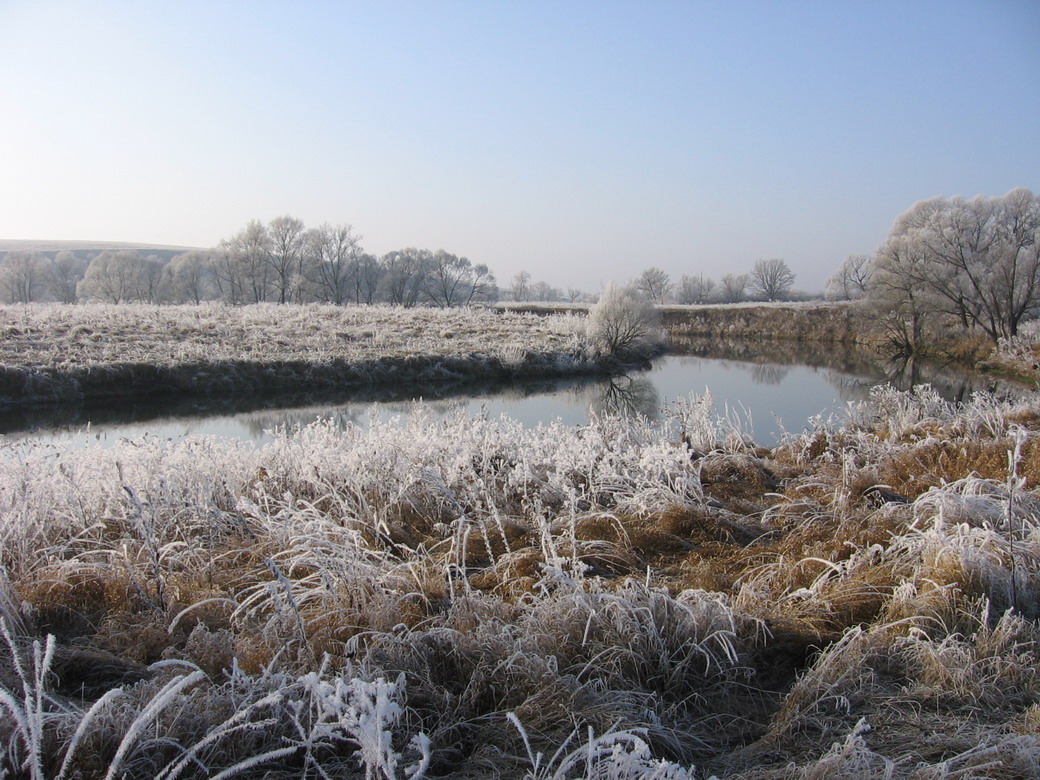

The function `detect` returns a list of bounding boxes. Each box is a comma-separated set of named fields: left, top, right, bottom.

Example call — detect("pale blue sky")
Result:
left=2, top=0, right=1038, bottom=291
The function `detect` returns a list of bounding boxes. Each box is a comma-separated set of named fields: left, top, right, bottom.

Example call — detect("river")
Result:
left=0, top=340, right=1018, bottom=449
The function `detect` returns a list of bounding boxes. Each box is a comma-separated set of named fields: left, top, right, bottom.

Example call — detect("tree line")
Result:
left=0, top=216, right=498, bottom=307
left=827, top=187, right=1040, bottom=348
left=619, top=258, right=797, bottom=305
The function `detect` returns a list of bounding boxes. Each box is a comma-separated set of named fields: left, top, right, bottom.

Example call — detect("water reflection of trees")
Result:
left=671, top=334, right=882, bottom=376
left=749, top=364, right=789, bottom=386
left=671, top=334, right=1030, bottom=405
left=589, top=375, right=660, bottom=421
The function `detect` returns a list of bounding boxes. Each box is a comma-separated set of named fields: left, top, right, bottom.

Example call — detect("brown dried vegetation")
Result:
left=1, top=386, right=1039, bottom=777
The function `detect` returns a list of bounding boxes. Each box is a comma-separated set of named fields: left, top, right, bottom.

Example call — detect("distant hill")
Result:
left=0, top=239, right=205, bottom=262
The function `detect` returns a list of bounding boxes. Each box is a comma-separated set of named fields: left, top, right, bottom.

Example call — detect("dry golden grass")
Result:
left=1, top=386, right=1039, bottom=777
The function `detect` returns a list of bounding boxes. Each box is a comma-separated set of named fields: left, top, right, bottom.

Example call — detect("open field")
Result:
left=1, top=384, right=1039, bottom=777
left=0, top=303, right=616, bottom=409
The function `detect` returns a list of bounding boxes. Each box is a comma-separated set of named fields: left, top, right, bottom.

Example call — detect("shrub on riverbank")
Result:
left=1, top=386, right=1038, bottom=777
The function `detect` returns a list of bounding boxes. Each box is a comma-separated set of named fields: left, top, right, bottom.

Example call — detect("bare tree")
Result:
left=307, top=223, right=362, bottom=305
left=869, top=188, right=1040, bottom=340
left=426, top=251, right=473, bottom=307
left=531, top=280, right=559, bottom=302
left=826, top=254, right=872, bottom=300
left=635, top=266, right=672, bottom=303
left=133, top=254, right=166, bottom=303
left=750, top=258, right=795, bottom=301
left=868, top=234, right=937, bottom=354
left=675, top=274, right=715, bottom=304
left=719, top=273, right=749, bottom=303
left=220, top=220, right=272, bottom=303
left=78, top=250, right=147, bottom=303
left=379, top=248, right=430, bottom=307
left=512, top=270, right=531, bottom=302
left=46, top=251, right=87, bottom=303
left=266, top=215, right=307, bottom=303
left=166, top=251, right=215, bottom=304
left=464, top=263, right=497, bottom=305
left=351, top=252, right=382, bottom=304
left=0, top=250, right=46, bottom=303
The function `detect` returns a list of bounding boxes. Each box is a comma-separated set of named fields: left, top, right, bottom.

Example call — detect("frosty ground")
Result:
left=0, top=303, right=614, bottom=409
left=1, top=376, right=1039, bottom=777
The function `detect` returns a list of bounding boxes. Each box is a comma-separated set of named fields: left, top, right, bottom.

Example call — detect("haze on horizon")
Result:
left=2, top=0, right=1038, bottom=294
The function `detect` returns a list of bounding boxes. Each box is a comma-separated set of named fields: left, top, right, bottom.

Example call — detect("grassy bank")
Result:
left=660, top=302, right=859, bottom=345
left=1, top=386, right=1038, bottom=777
left=663, top=303, right=1040, bottom=390
left=0, top=303, right=623, bottom=409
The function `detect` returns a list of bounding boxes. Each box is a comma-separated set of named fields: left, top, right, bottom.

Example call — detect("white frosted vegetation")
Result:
left=0, top=387, right=1038, bottom=777
left=0, top=303, right=601, bottom=407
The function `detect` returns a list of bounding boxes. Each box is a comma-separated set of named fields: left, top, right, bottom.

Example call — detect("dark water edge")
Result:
left=669, top=334, right=1021, bottom=402
left=0, top=369, right=608, bottom=437
left=1, top=338, right=1030, bottom=445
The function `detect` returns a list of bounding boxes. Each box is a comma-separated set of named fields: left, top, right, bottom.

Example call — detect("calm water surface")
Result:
left=0, top=342, right=1017, bottom=449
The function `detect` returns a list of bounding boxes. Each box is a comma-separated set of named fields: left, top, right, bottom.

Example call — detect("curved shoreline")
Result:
left=0, top=350, right=644, bottom=410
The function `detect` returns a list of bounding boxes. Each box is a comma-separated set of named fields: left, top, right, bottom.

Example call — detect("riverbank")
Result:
left=0, top=386, right=1037, bottom=777
left=662, top=301, right=1040, bottom=389
left=0, top=303, right=638, bottom=410
left=661, top=300, right=860, bottom=344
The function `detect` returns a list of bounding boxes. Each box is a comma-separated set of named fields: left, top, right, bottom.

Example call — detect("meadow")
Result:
left=1, top=376, right=1039, bottom=777
left=2, top=302, right=1039, bottom=777
left=0, top=303, right=610, bottom=409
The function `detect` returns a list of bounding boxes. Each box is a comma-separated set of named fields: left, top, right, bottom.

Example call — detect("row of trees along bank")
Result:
left=0, top=217, right=498, bottom=307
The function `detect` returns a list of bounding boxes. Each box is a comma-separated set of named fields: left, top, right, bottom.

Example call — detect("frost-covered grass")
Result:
left=1, top=387, right=1039, bottom=777
left=990, top=320, right=1040, bottom=385
left=0, top=303, right=603, bottom=407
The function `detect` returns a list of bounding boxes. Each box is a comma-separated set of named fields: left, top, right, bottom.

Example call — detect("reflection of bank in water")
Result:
left=672, top=333, right=1028, bottom=403
left=825, top=353, right=1024, bottom=406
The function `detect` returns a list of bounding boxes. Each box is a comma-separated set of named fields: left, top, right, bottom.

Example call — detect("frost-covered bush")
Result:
left=587, top=283, right=661, bottom=359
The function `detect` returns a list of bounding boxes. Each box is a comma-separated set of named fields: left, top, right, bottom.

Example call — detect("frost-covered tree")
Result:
left=868, top=233, right=939, bottom=354
left=0, top=250, right=46, bottom=303
left=351, top=252, right=383, bottom=304
left=266, top=215, right=308, bottom=303
left=423, top=251, right=498, bottom=306
left=78, top=250, right=148, bottom=303
left=465, top=262, right=498, bottom=305
left=307, top=223, right=362, bottom=305
left=750, top=258, right=795, bottom=301
left=719, top=273, right=749, bottom=303
left=868, top=188, right=1040, bottom=340
left=588, top=282, right=660, bottom=358
left=134, top=254, right=167, bottom=303
left=46, top=251, right=87, bottom=303
left=826, top=254, right=872, bottom=300
left=379, top=248, right=431, bottom=307
left=635, top=266, right=672, bottom=303
left=531, top=280, right=559, bottom=302
left=675, top=274, right=715, bottom=304
left=426, top=251, right=472, bottom=307
left=512, top=270, right=531, bottom=302
left=220, top=220, right=272, bottom=303
left=165, top=251, right=216, bottom=304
